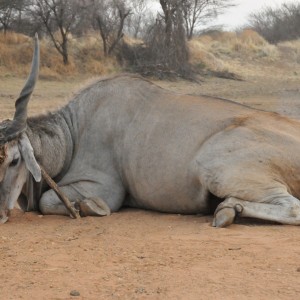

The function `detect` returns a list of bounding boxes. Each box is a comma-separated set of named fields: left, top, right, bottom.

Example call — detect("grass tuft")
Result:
left=0, top=32, right=119, bottom=79
left=1, top=30, right=300, bottom=81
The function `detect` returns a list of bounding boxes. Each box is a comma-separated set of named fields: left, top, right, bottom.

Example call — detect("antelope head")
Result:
left=0, top=34, right=41, bottom=223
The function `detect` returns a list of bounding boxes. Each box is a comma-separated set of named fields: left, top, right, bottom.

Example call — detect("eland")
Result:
left=1, top=36, right=300, bottom=227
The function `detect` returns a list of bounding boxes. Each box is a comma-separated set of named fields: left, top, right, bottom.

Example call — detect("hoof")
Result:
left=76, top=197, right=111, bottom=217
left=212, top=207, right=236, bottom=228
left=0, top=215, right=8, bottom=224
left=0, top=209, right=9, bottom=224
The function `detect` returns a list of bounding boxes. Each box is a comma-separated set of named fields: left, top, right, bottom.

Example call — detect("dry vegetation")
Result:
left=0, top=30, right=295, bottom=78
left=1, top=29, right=300, bottom=82
left=189, top=29, right=279, bottom=76
left=0, top=32, right=120, bottom=79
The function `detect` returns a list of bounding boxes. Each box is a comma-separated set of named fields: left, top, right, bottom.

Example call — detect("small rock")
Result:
left=297, top=267, right=300, bottom=272
left=135, top=287, right=146, bottom=294
left=228, top=247, right=241, bottom=251
left=70, top=290, right=80, bottom=297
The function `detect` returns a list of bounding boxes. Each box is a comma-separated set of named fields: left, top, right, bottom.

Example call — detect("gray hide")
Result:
left=18, top=75, right=300, bottom=227
left=2, top=40, right=300, bottom=227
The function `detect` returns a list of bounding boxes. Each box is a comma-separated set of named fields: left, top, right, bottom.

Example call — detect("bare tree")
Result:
left=125, top=0, right=153, bottom=39
left=0, top=0, right=27, bottom=34
left=0, top=1, right=13, bottom=34
left=159, top=0, right=177, bottom=47
left=91, top=0, right=131, bottom=56
left=181, top=0, right=235, bottom=39
left=249, top=2, right=300, bottom=43
left=29, top=0, right=84, bottom=65
left=139, top=0, right=191, bottom=77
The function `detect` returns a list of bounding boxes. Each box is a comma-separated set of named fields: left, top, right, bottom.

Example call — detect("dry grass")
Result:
left=0, top=31, right=30, bottom=44
left=194, top=29, right=278, bottom=58
left=1, top=30, right=300, bottom=81
left=189, top=29, right=282, bottom=77
left=0, top=32, right=120, bottom=80
left=278, top=39, right=300, bottom=64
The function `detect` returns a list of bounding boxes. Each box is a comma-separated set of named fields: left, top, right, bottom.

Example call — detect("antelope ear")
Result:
left=19, top=133, right=41, bottom=182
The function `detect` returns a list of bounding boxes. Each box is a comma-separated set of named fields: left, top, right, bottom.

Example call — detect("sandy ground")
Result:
left=1, top=68, right=300, bottom=299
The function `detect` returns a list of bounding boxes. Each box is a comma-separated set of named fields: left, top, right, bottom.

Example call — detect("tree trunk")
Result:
left=3, top=25, right=8, bottom=36
left=160, top=0, right=173, bottom=47
left=61, top=37, right=69, bottom=65
left=107, top=8, right=129, bottom=55
left=96, top=16, right=108, bottom=56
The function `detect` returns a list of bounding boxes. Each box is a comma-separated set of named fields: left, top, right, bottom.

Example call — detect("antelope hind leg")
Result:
left=213, top=196, right=300, bottom=227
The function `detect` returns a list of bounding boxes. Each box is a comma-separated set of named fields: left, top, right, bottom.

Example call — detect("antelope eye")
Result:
left=9, top=158, right=19, bottom=167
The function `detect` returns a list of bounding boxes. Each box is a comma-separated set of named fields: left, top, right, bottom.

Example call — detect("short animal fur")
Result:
left=1, top=36, right=300, bottom=227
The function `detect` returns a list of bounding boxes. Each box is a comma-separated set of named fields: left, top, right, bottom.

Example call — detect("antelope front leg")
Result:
left=213, top=196, right=300, bottom=227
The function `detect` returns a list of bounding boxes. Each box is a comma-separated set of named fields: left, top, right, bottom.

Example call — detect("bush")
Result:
left=117, top=18, right=193, bottom=80
left=249, top=2, right=300, bottom=43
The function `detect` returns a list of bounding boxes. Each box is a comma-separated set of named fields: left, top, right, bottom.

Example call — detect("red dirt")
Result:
left=2, top=209, right=300, bottom=300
